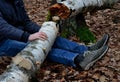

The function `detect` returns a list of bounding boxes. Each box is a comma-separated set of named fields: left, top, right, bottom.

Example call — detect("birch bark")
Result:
left=0, top=21, right=58, bottom=82
left=50, top=0, right=119, bottom=19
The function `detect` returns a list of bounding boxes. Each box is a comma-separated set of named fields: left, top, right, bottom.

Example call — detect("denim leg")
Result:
left=47, top=48, right=81, bottom=67
left=53, top=36, right=88, bottom=54
left=0, top=39, right=28, bottom=56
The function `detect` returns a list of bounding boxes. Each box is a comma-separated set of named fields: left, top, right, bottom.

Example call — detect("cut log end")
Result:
left=49, top=3, right=71, bottom=19
left=12, top=55, right=32, bottom=70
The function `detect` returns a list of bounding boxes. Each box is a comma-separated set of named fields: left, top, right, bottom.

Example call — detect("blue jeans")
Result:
left=0, top=36, right=88, bottom=67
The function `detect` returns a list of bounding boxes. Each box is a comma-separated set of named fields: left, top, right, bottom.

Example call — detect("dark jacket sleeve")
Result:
left=20, top=0, right=40, bottom=33
left=24, top=20, right=41, bottom=34
left=0, top=12, right=30, bottom=42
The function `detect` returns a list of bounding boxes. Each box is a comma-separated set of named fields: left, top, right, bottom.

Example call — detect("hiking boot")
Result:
left=79, top=45, right=108, bottom=70
left=88, top=34, right=109, bottom=51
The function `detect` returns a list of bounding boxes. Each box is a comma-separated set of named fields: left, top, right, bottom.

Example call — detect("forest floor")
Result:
left=0, top=0, right=120, bottom=82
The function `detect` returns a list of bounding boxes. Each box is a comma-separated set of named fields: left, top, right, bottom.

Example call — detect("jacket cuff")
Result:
left=21, top=32, right=30, bottom=42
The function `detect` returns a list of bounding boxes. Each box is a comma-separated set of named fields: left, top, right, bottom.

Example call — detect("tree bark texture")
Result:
left=0, top=21, right=58, bottom=82
left=50, top=0, right=95, bottom=42
left=50, top=0, right=119, bottom=19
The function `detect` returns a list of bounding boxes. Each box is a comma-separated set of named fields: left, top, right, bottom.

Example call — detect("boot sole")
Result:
left=84, top=46, right=109, bottom=70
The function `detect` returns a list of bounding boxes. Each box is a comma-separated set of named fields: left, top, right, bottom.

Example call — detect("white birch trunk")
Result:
left=50, top=0, right=119, bottom=19
left=0, top=21, right=58, bottom=82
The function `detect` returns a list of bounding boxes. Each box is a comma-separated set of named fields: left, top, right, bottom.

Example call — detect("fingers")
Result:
left=38, top=32, right=48, bottom=40
left=28, top=32, right=48, bottom=41
left=39, top=35, right=47, bottom=40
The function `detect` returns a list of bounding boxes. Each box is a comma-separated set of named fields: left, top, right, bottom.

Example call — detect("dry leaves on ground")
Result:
left=0, top=0, right=119, bottom=82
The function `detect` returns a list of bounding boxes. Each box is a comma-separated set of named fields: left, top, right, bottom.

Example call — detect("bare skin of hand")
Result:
left=28, top=32, right=48, bottom=41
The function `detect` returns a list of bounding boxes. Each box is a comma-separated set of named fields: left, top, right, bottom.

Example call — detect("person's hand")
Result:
left=28, top=32, right=48, bottom=41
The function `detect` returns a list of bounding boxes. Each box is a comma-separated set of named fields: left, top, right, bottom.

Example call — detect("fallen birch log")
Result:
left=50, top=0, right=119, bottom=19
left=0, top=21, right=58, bottom=82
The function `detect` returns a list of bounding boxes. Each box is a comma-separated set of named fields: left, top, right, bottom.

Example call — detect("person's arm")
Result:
left=24, top=20, right=41, bottom=33
left=20, top=0, right=40, bottom=33
left=0, top=12, right=30, bottom=42
left=0, top=12, right=47, bottom=42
